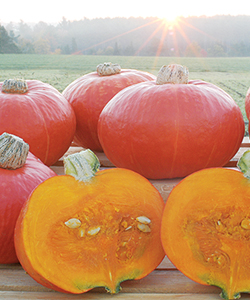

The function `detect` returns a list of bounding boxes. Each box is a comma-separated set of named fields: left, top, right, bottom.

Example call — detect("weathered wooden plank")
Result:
left=0, top=291, right=245, bottom=300
left=158, top=256, right=176, bottom=269
left=55, top=137, right=250, bottom=169
left=0, top=267, right=220, bottom=295
left=242, top=136, right=250, bottom=147
left=120, top=270, right=221, bottom=295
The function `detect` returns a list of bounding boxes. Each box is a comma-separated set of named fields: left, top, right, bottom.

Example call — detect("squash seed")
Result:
left=64, top=218, right=81, bottom=229
left=125, top=225, right=132, bottom=231
left=136, top=216, right=151, bottom=225
left=87, top=226, right=101, bottom=236
left=79, top=228, right=85, bottom=237
left=137, top=223, right=151, bottom=233
left=241, top=218, right=250, bottom=230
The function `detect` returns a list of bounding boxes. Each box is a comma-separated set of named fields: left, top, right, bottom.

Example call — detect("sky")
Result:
left=1, top=0, right=250, bottom=24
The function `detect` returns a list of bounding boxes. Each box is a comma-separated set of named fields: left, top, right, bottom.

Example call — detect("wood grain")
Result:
left=0, top=291, right=247, bottom=300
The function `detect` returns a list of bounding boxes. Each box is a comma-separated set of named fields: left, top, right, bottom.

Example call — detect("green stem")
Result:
left=237, top=150, right=250, bottom=179
left=63, top=149, right=100, bottom=181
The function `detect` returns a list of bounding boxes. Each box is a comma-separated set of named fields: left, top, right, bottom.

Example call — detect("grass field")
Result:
left=0, top=54, right=250, bottom=133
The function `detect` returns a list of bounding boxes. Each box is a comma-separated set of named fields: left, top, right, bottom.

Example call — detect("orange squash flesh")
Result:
left=161, top=167, right=250, bottom=300
left=15, top=167, right=165, bottom=294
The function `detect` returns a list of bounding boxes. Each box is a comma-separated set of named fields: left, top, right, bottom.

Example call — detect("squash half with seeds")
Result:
left=161, top=150, right=250, bottom=300
left=14, top=149, right=165, bottom=294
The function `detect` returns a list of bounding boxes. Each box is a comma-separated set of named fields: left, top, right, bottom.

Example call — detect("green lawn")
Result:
left=0, top=54, right=250, bottom=133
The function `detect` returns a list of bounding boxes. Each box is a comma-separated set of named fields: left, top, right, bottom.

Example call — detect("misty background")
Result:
left=1, top=15, right=250, bottom=57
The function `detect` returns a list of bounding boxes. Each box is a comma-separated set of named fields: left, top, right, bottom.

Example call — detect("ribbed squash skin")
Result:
left=245, top=87, right=250, bottom=134
left=98, top=80, right=245, bottom=179
left=161, top=167, right=250, bottom=300
left=14, top=167, right=165, bottom=294
left=62, top=69, right=155, bottom=151
left=0, top=80, right=76, bottom=166
left=0, top=152, right=56, bottom=264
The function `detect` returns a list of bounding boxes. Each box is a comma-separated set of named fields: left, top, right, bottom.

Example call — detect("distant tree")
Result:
left=17, top=20, right=33, bottom=40
left=200, top=49, right=207, bottom=57
left=59, top=17, right=70, bottom=30
left=104, top=46, right=114, bottom=55
left=53, top=48, right=62, bottom=55
left=0, top=25, right=20, bottom=53
left=8, top=30, right=20, bottom=43
left=207, top=44, right=226, bottom=57
left=96, top=48, right=104, bottom=55
left=228, top=42, right=250, bottom=57
left=185, top=42, right=202, bottom=57
left=62, top=44, right=70, bottom=54
left=124, top=42, right=135, bottom=56
left=33, top=38, right=50, bottom=54
left=71, top=37, right=77, bottom=53
left=113, top=42, right=121, bottom=55
left=18, top=38, right=35, bottom=53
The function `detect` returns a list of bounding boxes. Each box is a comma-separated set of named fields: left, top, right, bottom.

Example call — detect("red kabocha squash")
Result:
left=161, top=150, right=250, bottom=300
left=245, top=87, right=250, bottom=134
left=0, top=79, right=76, bottom=166
left=62, top=62, right=156, bottom=151
left=0, top=133, right=56, bottom=264
left=98, top=64, right=245, bottom=179
left=14, top=149, right=165, bottom=294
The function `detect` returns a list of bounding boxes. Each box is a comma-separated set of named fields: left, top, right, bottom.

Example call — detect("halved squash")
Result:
left=15, top=150, right=165, bottom=294
left=161, top=150, right=250, bottom=299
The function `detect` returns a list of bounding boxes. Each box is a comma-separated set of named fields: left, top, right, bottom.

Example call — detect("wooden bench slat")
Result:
left=0, top=291, right=236, bottom=299
left=55, top=137, right=250, bottom=169
left=51, top=140, right=250, bottom=203
left=0, top=267, right=221, bottom=295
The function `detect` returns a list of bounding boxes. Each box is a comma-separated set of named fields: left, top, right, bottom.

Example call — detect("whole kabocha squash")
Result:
left=98, top=64, right=245, bottom=179
left=0, top=79, right=76, bottom=166
left=62, top=62, right=156, bottom=151
left=245, top=87, right=250, bottom=134
left=14, top=149, right=165, bottom=294
left=0, top=133, right=56, bottom=264
left=161, top=150, right=250, bottom=300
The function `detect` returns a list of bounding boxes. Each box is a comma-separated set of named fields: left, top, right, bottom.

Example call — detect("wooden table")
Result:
left=2, top=138, right=250, bottom=300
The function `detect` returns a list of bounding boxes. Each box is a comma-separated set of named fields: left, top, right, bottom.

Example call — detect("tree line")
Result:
left=1, top=15, right=250, bottom=57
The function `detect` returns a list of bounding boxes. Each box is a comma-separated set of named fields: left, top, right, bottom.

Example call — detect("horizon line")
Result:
left=1, top=13, right=250, bottom=25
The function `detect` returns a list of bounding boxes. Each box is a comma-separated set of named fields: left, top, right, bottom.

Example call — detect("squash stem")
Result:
left=0, top=132, right=29, bottom=169
left=237, top=150, right=250, bottom=179
left=2, top=79, right=28, bottom=94
left=156, top=64, right=189, bottom=85
left=96, top=62, right=121, bottom=76
left=63, top=149, right=100, bottom=182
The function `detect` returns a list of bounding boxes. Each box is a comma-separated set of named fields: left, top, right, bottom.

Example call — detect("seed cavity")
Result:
left=136, top=216, right=151, bottom=225
left=64, top=218, right=81, bottom=229
left=87, top=226, right=101, bottom=236
left=137, top=223, right=151, bottom=233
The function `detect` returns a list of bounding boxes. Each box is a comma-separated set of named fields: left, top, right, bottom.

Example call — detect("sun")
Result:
left=161, top=16, right=179, bottom=26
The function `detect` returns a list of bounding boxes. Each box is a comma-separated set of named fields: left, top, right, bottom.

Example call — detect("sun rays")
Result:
left=78, top=15, right=216, bottom=61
